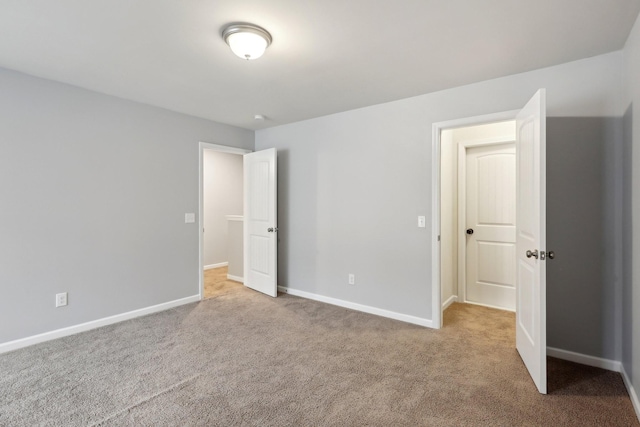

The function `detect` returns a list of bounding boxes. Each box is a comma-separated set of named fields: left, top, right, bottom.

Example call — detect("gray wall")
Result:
left=0, top=67, right=253, bottom=344
left=203, top=150, right=243, bottom=267
left=623, top=11, right=640, bottom=399
left=256, top=52, right=623, bottom=359
left=546, top=117, right=621, bottom=360
left=227, top=219, right=244, bottom=278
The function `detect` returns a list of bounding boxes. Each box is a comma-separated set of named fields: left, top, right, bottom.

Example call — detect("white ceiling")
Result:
left=0, top=1, right=639, bottom=130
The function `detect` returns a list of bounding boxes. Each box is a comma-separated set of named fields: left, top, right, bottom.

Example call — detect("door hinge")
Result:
left=438, top=235, right=441, bottom=242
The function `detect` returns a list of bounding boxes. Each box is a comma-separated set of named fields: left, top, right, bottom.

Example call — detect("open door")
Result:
left=243, top=148, right=278, bottom=297
left=515, top=89, right=547, bottom=393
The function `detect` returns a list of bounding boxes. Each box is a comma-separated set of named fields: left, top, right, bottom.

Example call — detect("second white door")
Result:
left=243, top=148, right=278, bottom=297
left=464, top=142, right=516, bottom=310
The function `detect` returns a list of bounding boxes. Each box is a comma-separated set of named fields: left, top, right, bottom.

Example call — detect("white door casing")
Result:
left=515, top=89, right=547, bottom=394
left=243, top=148, right=278, bottom=297
left=464, top=142, right=516, bottom=311
left=432, top=110, right=520, bottom=329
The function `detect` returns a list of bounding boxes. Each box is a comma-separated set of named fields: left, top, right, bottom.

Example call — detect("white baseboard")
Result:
left=621, top=366, right=640, bottom=423
left=277, top=286, right=433, bottom=328
left=227, top=274, right=244, bottom=283
left=547, top=347, right=621, bottom=372
left=463, top=300, right=516, bottom=313
left=0, top=295, right=200, bottom=354
left=544, top=349, right=638, bottom=422
left=204, top=262, right=228, bottom=270
left=442, top=295, right=458, bottom=310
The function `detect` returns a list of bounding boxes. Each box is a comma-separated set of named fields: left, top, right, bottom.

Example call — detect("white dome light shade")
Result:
left=223, top=24, right=272, bottom=60
left=227, top=32, right=267, bottom=60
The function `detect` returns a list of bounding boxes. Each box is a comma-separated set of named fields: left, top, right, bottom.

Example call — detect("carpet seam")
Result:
left=89, top=374, right=200, bottom=426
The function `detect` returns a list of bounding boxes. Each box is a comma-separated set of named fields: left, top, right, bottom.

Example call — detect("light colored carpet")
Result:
left=0, top=291, right=637, bottom=426
left=203, top=266, right=243, bottom=299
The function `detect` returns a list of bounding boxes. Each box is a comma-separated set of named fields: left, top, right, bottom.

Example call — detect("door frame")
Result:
left=198, top=141, right=252, bottom=301
left=457, top=137, right=516, bottom=309
left=431, top=110, right=519, bottom=329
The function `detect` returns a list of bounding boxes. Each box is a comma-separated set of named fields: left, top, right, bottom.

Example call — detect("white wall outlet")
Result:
left=348, top=274, right=355, bottom=285
left=185, top=213, right=195, bottom=223
left=418, top=216, right=426, bottom=228
left=55, top=292, right=68, bottom=307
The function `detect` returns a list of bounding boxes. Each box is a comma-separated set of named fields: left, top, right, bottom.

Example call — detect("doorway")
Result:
left=440, top=122, right=516, bottom=314
left=431, top=109, right=519, bottom=329
left=431, top=89, right=548, bottom=394
left=202, top=147, right=245, bottom=299
left=198, top=142, right=251, bottom=300
left=198, top=143, right=279, bottom=300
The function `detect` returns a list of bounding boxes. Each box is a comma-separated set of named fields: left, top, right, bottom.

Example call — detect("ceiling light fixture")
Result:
left=222, top=24, right=272, bottom=60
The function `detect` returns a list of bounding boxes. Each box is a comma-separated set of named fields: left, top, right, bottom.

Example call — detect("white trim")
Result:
left=227, top=274, right=244, bottom=283
left=225, top=215, right=244, bottom=221
left=546, top=347, right=621, bottom=372
left=200, top=142, right=253, bottom=155
left=278, top=286, right=433, bottom=328
left=431, top=110, right=519, bottom=330
left=199, top=141, right=252, bottom=301
left=546, top=346, right=638, bottom=419
left=204, top=262, right=228, bottom=270
left=442, top=295, right=458, bottom=310
left=622, top=366, right=640, bottom=423
left=457, top=142, right=467, bottom=303
left=0, top=295, right=200, bottom=354
left=459, top=135, right=516, bottom=148
left=431, top=123, right=442, bottom=329
left=464, top=300, right=515, bottom=312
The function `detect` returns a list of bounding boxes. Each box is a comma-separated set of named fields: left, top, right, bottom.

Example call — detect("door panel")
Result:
left=477, top=242, right=516, bottom=285
left=249, top=235, right=270, bottom=274
left=518, top=261, right=536, bottom=343
left=515, top=89, right=547, bottom=394
left=465, top=143, right=516, bottom=310
left=244, top=148, right=278, bottom=297
left=477, top=154, right=516, bottom=225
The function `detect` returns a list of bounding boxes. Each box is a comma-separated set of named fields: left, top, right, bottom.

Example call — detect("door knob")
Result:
left=548, top=251, right=555, bottom=260
left=466, top=228, right=474, bottom=235
left=267, top=227, right=278, bottom=233
left=526, top=249, right=539, bottom=259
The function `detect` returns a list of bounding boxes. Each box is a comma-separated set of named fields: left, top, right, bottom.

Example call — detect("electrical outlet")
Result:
left=348, top=274, right=355, bottom=285
left=55, top=292, right=68, bottom=307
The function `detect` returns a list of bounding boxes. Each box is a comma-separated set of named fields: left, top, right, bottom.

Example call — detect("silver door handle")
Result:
left=547, top=251, right=555, bottom=260
left=267, top=227, right=278, bottom=232
left=526, top=249, right=539, bottom=259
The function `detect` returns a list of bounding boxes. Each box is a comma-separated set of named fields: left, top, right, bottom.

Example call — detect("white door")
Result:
left=515, top=89, right=547, bottom=394
left=465, top=143, right=516, bottom=311
left=243, top=148, right=278, bottom=297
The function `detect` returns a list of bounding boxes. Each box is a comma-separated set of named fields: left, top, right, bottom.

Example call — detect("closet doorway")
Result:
left=199, top=143, right=250, bottom=299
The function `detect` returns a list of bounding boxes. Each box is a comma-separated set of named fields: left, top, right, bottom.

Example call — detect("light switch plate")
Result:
left=418, top=216, right=426, bottom=228
left=185, top=213, right=195, bottom=223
